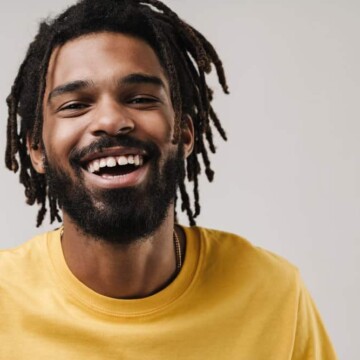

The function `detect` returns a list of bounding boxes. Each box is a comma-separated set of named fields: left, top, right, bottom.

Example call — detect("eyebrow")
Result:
left=119, top=73, right=165, bottom=88
left=47, top=73, right=165, bottom=103
left=47, top=80, right=94, bottom=103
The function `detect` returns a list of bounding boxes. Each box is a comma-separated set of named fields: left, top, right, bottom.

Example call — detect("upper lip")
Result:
left=80, top=146, right=148, bottom=164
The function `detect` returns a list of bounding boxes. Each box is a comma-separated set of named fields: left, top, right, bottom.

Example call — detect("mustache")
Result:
left=69, top=135, right=160, bottom=165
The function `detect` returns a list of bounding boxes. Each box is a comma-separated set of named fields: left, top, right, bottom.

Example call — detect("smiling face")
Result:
left=29, top=32, right=194, bottom=242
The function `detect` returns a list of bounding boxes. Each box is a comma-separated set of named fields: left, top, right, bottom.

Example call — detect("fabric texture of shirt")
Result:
left=0, top=226, right=337, bottom=359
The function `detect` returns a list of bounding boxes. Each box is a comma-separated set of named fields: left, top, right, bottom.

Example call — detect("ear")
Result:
left=181, top=114, right=195, bottom=158
left=27, top=135, right=46, bottom=174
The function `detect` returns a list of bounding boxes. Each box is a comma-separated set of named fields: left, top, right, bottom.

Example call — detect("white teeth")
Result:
left=93, top=160, right=100, bottom=172
left=99, top=159, right=107, bottom=168
left=134, top=155, right=140, bottom=166
left=87, top=154, right=144, bottom=173
left=106, top=157, right=117, bottom=167
left=117, top=156, right=128, bottom=166
left=128, top=155, right=135, bottom=164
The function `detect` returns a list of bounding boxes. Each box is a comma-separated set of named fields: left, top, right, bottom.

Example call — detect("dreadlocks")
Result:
left=5, top=0, right=229, bottom=227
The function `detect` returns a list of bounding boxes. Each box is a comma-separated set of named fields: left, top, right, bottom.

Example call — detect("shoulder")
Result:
left=0, top=230, right=62, bottom=336
left=0, top=230, right=62, bottom=305
left=189, top=226, right=298, bottom=270
left=0, top=231, right=52, bottom=280
left=186, top=226, right=301, bottom=289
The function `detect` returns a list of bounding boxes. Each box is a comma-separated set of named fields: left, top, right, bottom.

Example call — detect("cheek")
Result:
left=42, top=117, right=83, bottom=163
left=140, top=109, right=175, bottom=144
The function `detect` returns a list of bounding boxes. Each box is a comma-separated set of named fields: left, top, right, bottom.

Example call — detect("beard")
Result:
left=44, top=135, right=183, bottom=244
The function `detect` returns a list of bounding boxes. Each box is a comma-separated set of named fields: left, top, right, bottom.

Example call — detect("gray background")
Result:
left=1, top=1, right=359, bottom=358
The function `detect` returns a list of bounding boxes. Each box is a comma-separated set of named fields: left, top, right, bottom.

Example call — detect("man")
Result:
left=1, top=0, right=337, bottom=358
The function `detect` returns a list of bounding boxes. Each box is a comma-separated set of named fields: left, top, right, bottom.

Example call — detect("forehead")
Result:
left=46, top=32, right=168, bottom=90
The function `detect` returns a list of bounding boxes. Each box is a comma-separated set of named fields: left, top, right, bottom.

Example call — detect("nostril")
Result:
left=93, top=130, right=109, bottom=137
left=116, top=126, right=134, bottom=135
left=92, top=125, right=134, bottom=137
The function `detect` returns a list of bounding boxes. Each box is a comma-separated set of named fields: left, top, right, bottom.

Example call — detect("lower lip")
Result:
left=82, top=163, right=149, bottom=189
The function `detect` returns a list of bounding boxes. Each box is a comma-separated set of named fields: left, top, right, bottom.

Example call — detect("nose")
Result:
left=90, top=97, right=135, bottom=137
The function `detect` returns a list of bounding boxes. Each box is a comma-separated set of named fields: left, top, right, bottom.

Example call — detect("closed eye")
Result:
left=128, top=97, right=160, bottom=106
left=59, top=102, right=90, bottom=111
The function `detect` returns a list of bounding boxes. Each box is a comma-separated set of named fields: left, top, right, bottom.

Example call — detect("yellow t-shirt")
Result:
left=0, top=227, right=337, bottom=359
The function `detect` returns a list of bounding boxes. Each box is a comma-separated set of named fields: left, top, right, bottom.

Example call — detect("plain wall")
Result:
left=0, top=1, right=359, bottom=359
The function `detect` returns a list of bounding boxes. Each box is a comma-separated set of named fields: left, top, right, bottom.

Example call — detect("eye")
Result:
left=59, top=102, right=89, bottom=111
left=128, top=96, right=159, bottom=106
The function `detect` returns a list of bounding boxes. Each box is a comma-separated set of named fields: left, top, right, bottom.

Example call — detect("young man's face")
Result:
left=30, top=32, right=194, bottom=242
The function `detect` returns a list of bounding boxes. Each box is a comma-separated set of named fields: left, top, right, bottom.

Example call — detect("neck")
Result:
left=60, top=206, right=184, bottom=299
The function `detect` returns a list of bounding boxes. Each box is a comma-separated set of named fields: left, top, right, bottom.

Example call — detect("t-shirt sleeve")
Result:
left=291, top=276, right=338, bottom=360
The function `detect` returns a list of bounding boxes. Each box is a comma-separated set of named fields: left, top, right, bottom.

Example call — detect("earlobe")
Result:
left=27, top=136, right=46, bottom=174
left=181, top=115, right=195, bottom=158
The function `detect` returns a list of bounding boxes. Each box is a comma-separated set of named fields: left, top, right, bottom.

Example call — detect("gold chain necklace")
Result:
left=173, top=229, right=182, bottom=274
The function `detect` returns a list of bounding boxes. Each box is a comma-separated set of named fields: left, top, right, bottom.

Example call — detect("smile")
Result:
left=80, top=147, right=150, bottom=188
left=87, top=154, right=145, bottom=178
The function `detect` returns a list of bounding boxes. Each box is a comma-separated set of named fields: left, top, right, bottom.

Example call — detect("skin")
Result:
left=29, top=32, right=194, bottom=299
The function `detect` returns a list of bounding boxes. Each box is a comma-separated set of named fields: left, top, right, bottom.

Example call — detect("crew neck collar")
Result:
left=47, top=226, right=202, bottom=318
